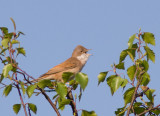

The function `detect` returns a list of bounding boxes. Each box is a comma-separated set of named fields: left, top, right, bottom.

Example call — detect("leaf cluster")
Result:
left=98, top=31, right=158, bottom=115
left=0, top=18, right=97, bottom=116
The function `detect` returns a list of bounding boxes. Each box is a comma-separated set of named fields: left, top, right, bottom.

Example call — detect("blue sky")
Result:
left=0, top=0, right=160, bottom=116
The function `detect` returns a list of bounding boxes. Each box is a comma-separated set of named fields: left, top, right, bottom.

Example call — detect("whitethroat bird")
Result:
left=31, top=45, right=91, bottom=82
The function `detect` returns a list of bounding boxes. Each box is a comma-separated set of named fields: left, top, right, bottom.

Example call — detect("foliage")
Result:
left=1, top=18, right=159, bottom=116
left=98, top=30, right=160, bottom=115
left=0, top=18, right=96, bottom=116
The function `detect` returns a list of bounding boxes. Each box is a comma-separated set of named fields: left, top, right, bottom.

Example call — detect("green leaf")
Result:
left=1, top=38, right=9, bottom=48
left=127, top=50, right=134, bottom=62
left=75, top=72, right=88, bottom=91
left=98, top=71, right=108, bottom=85
left=107, top=75, right=117, bottom=95
left=111, top=76, right=123, bottom=95
left=127, top=44, right=138, bottom=62
left=4, top=33, right=13, bottom=39
left=26, top=85, right=37, bottom=98
left=144, top=46, right=155, bottom=63
left=53, top=94, right=58, bottom=100
left=127, top=65, right=136, bottom=81
left=0, top=48, right=7, bottom=55
left=11, top=40, right=19, bottom=44
left=107, top=75, right=123, bottom=95
left=0, top=27, right=8, bottom=34
left=16, top=47, right=26, bottom=56
left=124, top=87, right=135, bottom=105
left=28, top=103, right=37, bottom=114
left=115, top=62, right=125, bottom=70
left=141, top=72, right=150, bottom=86
left=62, top=72, right=74, bottom=83
left=128, top=34, right=136, bottom=48
left=69, top=80, right=78, bottom=90
left=115, top=107, right=126, bottom=116
left=56, top=82, right=67, bottom=99
left=119, top=47, right=137, bottom=63
left=134, top=107, right=145, bottom=115
left=152, top=109, right=160, bottom=115
left=0, top=74, right=4, bottom=83
left=3, top=84, right=12, bottom=96
left=58, top=99, right=70, bottom=109
left=37, top=79, right=52, bottom=89
left=57, top=98, right=65, bottom=110
left=119, top=50, right=128, bottom=62
left=145, top=89, right=155, bottom=103
left=13, top=104, right=21, bottom=114
left=81, top=110, right=97, bottom=116
left=134, top=102, right=143, bottom=107
left=20, top=81, right=26, bottom=95
left=121, top=79, right=128, bottom=88
left=3, top=64, right=13, bottom=77
left=16, top=31, right=25, bottom=38
left=142, top=32, right=155, bottom=46
left=141, top=60, right=149, bottom=71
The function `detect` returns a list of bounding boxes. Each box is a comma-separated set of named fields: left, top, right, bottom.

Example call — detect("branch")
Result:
left=67, top=87, right=78, bottom=116
left=126, top=81, right=140, bottom=116
left=15, top=67, right=60, bottom=115
left=17, top=67, right=35, bottom=80
left=126, top=71, right=145, bottom=116
left=38, top=87, right=61, bottom=116
left=137, top=104, right=160, bottom=116
left=15, top=81, right=28, bottom=116
left=27, top=104, right=32, bottom=116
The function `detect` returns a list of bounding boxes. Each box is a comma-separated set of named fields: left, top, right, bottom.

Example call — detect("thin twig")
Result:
left=38, top=87, right=61, bottom=116
left=15, top=84, right=28, bottom=116
left=137, top=104, right=160, bottom=116
left=126, top=71, right=145, bottom=116
left=28, top=104, right=31, bottom=116
left=16, top=67, right=61, bottom=116
left=67, top=87, right=78, bottom=116
left=126, top=81, right=140, bottom=116
left=17, top=67, right=35, bottom=80
left=15, top=74, right=28, bottom=116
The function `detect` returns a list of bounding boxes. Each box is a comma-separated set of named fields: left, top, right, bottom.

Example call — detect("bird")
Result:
left=31, top=45, right=91, bottom=83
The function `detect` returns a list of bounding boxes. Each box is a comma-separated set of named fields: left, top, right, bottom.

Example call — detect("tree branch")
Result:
left=15, top=82, right=28, bottom=116
left=14, top=72, right=28, bottom=116
left=67, top=87, right=78, bottom=116
left=126, top=81, right=140, bottom=116
left=126, top=71, right=145, bottom=116
left=38, top=87, right=61, bottom=116
left=16, top=67, right=61, bottom=116
left=137, top=104, right=160, bottom=116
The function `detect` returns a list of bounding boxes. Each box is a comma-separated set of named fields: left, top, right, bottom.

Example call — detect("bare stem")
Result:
left=126, top=81, right=140, bottom=116
left=15, top=83, right=28, bottom=116
left=17, top=67, right=35, bottom=80
left=28, top=104, right=31, bottom=116
left=137, top=104, right=160, bottom=116
left=67, top=87, right=78, bottom=116
left=39, top=88, right=61, bottom=116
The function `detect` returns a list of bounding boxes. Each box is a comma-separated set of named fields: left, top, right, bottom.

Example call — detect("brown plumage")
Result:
left=31, top=45, right=91, bottom=82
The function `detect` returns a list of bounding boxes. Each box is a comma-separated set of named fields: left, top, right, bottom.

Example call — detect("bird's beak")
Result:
left=87, top=49, right=92, bottom=51
left=86, top=49, right=92, bottom=56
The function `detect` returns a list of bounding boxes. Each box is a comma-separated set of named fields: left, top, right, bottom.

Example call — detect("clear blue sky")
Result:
left=0, top=0, right=160, bottom=116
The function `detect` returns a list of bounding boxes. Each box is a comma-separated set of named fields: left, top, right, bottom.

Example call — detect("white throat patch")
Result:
left=77, top=53, right=90, bottom=65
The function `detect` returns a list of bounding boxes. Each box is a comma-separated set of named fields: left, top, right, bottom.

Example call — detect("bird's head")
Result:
left=72, top=45, right=91, bottom=64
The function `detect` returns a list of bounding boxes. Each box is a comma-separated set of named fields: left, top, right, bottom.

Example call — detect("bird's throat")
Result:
left=76, top=53, right=90, bottom=65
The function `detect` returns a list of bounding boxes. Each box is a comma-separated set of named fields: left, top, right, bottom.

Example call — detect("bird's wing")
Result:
left=40, top=57, right=80, bottom=77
